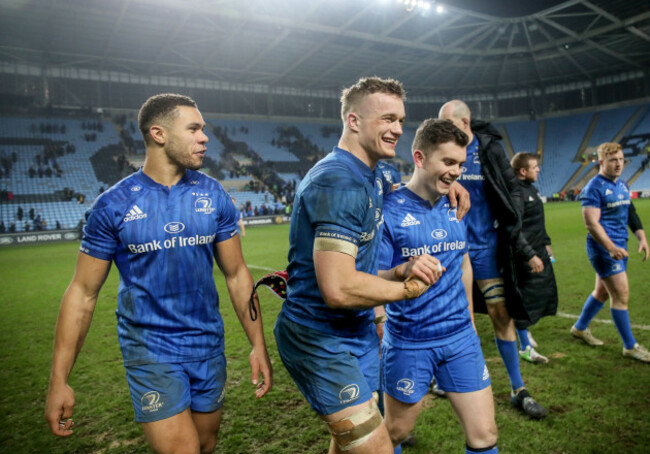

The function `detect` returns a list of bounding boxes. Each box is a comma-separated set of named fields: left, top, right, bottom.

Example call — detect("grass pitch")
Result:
left=0, top=201, right=649, bottom=453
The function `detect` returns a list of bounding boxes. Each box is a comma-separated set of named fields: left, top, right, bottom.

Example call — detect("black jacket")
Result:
left=470, top=119, right=533, bottom=321
left=513, top=179, right=558, bottom=329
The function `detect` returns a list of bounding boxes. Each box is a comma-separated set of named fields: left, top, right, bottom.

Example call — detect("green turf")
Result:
left=0, top=201, right=649, bottom=453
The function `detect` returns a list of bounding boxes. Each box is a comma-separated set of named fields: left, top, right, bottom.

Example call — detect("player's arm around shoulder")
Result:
left=45, top=252, right=112, bottom=437
left=213, top=236, right=272, bottom=398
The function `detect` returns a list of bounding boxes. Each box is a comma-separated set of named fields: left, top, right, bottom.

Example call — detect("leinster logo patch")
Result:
left=339, top=384, right=360, bottom=404
left=396, top=378, right=415, bottom=396
left=195, top=196, right=215, bottom=214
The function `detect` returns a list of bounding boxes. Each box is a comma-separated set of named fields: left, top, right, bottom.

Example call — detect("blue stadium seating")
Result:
left=211, top=119, right=299, bottom=162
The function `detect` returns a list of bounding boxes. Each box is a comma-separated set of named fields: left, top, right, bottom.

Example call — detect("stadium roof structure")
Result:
left=0, top=0, right=648, bottom=100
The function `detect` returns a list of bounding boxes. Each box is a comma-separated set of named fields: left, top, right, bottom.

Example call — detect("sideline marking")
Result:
left=246, top=265, right=650, bottom=331
left=558, top=311, right=650, bottom=331
left=248, top=264, right=275, bottom=272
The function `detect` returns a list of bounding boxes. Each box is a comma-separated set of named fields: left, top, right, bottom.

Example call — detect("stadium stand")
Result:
left=1, top=102, right=648, bottom=234
left=0, top=116, right=121, bottom=231
left=536, top=113, right=593, bottom=197
left=505, top=120, right=539, bottom=157
left=211, top=119, right=299, bottom=162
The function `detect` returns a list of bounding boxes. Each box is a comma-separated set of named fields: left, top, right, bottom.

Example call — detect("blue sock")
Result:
left=610, top=308, right=636, bottom=349
left=466, top=445, right=498, bottom=453
left=394, top=444, right=402, bottom=454
left=517, top=328, right=530, bottom=351
left=575, top=295, right=605, bottom=330
left=495, top=337, right=524, bottom=390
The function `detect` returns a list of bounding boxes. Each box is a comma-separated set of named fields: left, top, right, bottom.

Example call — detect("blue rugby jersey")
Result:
left=80, top=169, right=238, bottom=366
left=379, top=188, right=473, bottom=348
left=282, top=147, right=386, bottom=336
left=377, top=160, right=402, bottom=193
left=580, top=174, right=631, bottom=243
left=456, top=136, right=498, bottom=250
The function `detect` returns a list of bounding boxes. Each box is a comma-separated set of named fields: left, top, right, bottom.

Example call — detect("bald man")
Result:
left=439, top=100, right=547, bottom=420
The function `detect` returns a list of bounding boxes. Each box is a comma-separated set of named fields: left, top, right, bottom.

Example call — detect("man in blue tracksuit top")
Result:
left=45, top=94, right=272, bottom=454
left=572, top=141, right=649, bottom=362
left=379, top=119, right=498, bottom=454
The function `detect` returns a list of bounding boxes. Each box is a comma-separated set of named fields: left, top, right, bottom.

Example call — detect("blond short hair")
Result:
left=596, top=142, right=622, bottom=160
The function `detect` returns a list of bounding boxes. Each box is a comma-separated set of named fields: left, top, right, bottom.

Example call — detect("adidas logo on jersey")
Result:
left=124, top=205, right=147, bottom=222
left=605, top=189, right=613, bottom=195
left=401, top=213, right=420, bottom=226
left=528, top=196, right=535, bottom=202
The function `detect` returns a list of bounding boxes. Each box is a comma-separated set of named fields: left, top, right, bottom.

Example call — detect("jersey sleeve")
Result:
left=214, top=190, right=238, bottom=243
left=304, top=182, right=367, bottom=259
left=80, top=200, right=118, bottom=261
left=580, top=183, right=601, bottom=208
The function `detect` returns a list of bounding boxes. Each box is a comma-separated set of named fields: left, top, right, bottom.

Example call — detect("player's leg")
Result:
left=191, top=410, right=223, bottom=454
left=435, top=330, right=497, bottom=452
left=447, top=388, right=497, bottom=453
left=477, top=280, right=546, bottom=419
left=125, top=362, right=202, bottom=453
left=142, top=409, right=201, bottom=454
left=516, top=322, right=547, bottom=364
left=572, top=241, right=611, bottom=344
left=381, top=343, right=434, bottom=450
left=601, top=270, right=649, bottom=361
left=187, top=354, right=228, bottom=453
left=324, top=398, right=392, bottom=454
left=476, top=281, right=520, bottom=387
left=383, top=394, right=423, bottom=450
left=274, top=311, right=391, bottom=454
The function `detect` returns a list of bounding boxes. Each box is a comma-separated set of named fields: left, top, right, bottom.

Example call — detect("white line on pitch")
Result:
left=248, top=265, right=275, bottom=272
left=557, top=311, right=650, bottom=331
left=244, top=269, right=650, bottom=331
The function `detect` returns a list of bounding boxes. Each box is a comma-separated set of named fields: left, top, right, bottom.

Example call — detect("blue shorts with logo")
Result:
left=468, top=248, right=501, bottom=281
left=124, top=354, right=227, bottom=423
left=381, top=328, right=490, bottom=404
left=587, top=237, right=627, bottom=279
left=274, top=310, right=380, bottom=416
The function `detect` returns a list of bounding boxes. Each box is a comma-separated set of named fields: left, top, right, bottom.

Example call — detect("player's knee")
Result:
left=385, top=419, right=414, bottom=447
left=199, top=435, right=217, bottom=454
left=466, top=422, right=498, bottom=449
left=325, top=400, right=384, bottom=451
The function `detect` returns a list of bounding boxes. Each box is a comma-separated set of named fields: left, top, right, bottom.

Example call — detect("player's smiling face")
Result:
left=354, top=93, right=405, bottom=164
left=164, top=106, right=209, bottom=171
left=600, top=150, right=624, bottom=180
left=419, top=141, right=467, bottom=196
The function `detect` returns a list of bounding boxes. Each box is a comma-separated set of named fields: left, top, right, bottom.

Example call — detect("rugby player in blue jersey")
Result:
left=379, top=119, right=498, bottom=454
left=274, top=77, right=467, bottom=454
left=572, top=142, right=649, bottom=362
left=44, top=94, right=273, bottom=453
left=439, top=100, right=547, bottom=419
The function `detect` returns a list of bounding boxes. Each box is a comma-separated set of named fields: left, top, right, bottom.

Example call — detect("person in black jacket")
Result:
left=511, top=152, right=558, bottom=364
left=439, top=100, right=547, bottom=420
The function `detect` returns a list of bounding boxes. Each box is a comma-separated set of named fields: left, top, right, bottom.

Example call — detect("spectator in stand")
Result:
left=17, top=206, right=23, bottom=221
left=0, top=221, right=5, bottom=233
